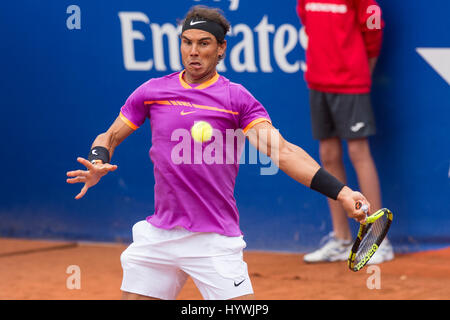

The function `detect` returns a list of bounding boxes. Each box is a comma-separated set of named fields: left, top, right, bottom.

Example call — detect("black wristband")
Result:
left=310, top=168, right=345, bottom=200
left=88, top=146, right=110, bottom=164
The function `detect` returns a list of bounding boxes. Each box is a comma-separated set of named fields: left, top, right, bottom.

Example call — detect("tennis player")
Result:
left=67, top=5, right=369, bottom=300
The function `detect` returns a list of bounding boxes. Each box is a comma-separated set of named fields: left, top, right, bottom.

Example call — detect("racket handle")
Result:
left=355, top=201, right=369, bottom=213
left=355, top=201, right=369, bottom=225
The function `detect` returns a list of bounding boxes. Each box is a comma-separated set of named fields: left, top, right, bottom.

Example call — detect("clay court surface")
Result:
left=1, top=237, right=449, bottom=300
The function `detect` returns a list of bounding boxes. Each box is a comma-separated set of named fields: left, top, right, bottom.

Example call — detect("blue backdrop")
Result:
left=0, top=0, right=449, bottom=252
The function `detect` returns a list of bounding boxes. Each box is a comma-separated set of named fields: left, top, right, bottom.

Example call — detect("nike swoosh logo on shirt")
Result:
left=350, top=122, right=365, bottom=132
left=180, top=110, right=196, bottom=116
left=190, top=20, right=206, bottom=26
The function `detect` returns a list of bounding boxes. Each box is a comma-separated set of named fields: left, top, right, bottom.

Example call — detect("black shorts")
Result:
left=309, top=89, right=377, bottom=140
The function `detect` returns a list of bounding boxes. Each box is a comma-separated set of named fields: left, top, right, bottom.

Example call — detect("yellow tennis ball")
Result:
left=191, top=121, right=213, bottom=143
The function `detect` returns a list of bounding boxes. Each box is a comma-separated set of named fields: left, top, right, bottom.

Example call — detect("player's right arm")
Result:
left=66, top=116, right=135, bottom=199
left=246, top=121, right=368, bottom=222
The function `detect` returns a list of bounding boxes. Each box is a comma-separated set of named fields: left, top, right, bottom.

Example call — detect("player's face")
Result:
left=181, top=29, right=226, bottom=83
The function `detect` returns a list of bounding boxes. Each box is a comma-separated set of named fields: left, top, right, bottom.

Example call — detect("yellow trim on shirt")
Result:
left=191, top=103, right=239, bottom=115
left=144, top=100, right=171, bottom=105
left=196, top=72, right=220, bottom=89
left=242, top=118, right=271, bottom=134
left=179, top=71, right=192, bottom=89
left=179, top=70, right=220, bottom=90
left=119, top=112, right=139, bottom=130
left=143, top=100, right=239, bottom=115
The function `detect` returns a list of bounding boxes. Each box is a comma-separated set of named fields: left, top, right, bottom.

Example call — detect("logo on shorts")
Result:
left=234, top=278, right=246, bottom=287
left=351, top=122, right=365, bottom=132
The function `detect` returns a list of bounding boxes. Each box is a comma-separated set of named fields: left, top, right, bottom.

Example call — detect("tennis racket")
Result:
left=348, top=201, right=393, bottom=272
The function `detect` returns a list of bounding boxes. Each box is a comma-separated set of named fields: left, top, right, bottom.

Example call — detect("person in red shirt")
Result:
left=296, top=0, right=394, bottom=264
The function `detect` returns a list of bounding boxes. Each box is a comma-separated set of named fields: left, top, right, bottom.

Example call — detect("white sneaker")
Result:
left=367, top=239, right=395, bottom=265
left=303, top=232, right=352, bottom=263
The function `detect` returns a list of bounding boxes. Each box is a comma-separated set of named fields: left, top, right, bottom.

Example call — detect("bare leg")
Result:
left=319, top=137, right=351, bottom=241
left=347, top=138, right=382, bottom=212
left=122, top=290, right=254, bottom=301
left=121, top=291, right=161, bottom=300
left=229, top=294, right=255, bottom=300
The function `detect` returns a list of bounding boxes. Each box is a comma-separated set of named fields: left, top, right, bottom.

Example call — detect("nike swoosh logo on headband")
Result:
left=190, top=20, right=206, bottom=26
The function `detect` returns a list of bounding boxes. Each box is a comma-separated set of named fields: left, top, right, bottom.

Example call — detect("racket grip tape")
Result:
left=355, top=201, right=368, bottom=213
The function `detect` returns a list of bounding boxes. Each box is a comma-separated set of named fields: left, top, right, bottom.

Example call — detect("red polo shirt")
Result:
left=297, top=0, right=384, bottom=93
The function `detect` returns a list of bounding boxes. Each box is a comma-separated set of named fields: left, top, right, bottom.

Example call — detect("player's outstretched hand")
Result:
left=337, top=186, right=370, bottom=223
left=66, top=157, right=118, bottom=199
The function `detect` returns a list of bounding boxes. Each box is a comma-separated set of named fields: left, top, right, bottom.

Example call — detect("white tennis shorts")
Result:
left=120, top=220, right=253, bottom=300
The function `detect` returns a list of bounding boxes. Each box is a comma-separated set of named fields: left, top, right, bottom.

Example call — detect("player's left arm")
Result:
left=66, top=116, right=135, bottom=199
left=246, top=121, right=368, bottom=222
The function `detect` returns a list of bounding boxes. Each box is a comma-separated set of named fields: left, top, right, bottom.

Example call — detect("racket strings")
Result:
left=355, top=215, right=388, bottom=262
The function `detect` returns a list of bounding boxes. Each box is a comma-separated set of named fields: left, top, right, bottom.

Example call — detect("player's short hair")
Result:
left=182, top=5, right=231, bottom=45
